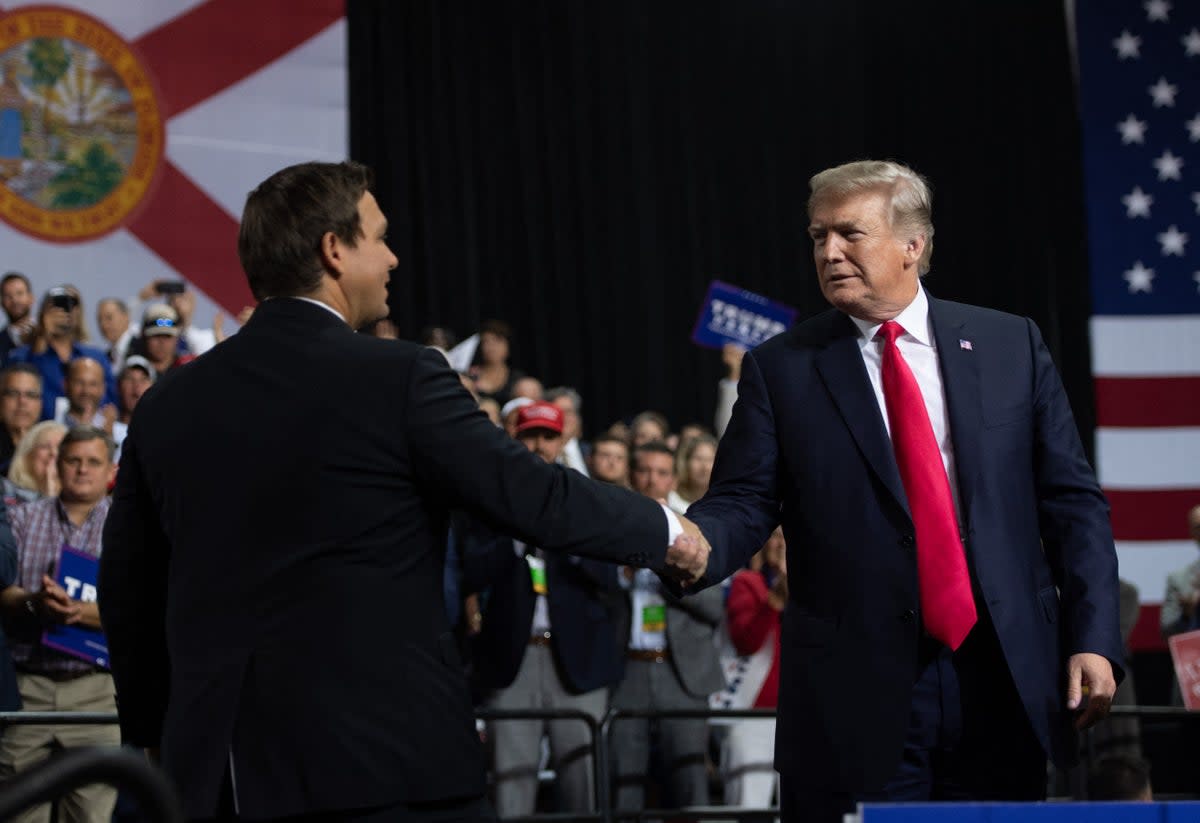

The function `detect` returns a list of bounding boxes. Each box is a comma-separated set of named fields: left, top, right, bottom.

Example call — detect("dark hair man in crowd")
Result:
left=610, top=442, right=725, bottom=811
left=0, top=426, right=119, bottom=823
left=632, top=441, right=676, bottom=501
left=682, top=159, right=1121, bottom=822
left=8, top=286, right=115, bottom=422
left=0, top=272, right=35, bottom=362
left=98, top=160, right=708, bottom=822
left=463, top=401, right=622, bottom=816
left=590, top=434, right=630, bottom=488
left=0, top=365, right=43, bottom=474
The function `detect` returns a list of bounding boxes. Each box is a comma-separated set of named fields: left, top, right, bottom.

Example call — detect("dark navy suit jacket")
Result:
left=98, top=298, right=667, bottom=819
left=463, top=529, right=623, bottom=694
left=687, top=295, right=1123, bottom=793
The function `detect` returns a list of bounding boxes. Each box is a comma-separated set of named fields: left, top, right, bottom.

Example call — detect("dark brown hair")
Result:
left=237, top=161, right=373, bottom=301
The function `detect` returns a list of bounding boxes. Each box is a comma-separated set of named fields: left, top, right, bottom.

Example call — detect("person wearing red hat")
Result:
left=464, top=401, right=624, bottom=817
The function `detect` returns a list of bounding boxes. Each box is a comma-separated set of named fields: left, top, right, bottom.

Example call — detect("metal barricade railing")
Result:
left=0, top=744, right=180, bottom=823
left=476, top=707, right=609, bottom=822
left=603, top=707, right=779, bottom=823
left=0, top=711, right=120, bottom=726
left=0, top=704, right=1196, bottom=820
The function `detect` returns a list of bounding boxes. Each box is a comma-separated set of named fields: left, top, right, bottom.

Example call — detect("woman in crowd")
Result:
left=3, top=420, right=67, bottom=505
left=720, top=527, right=786, bottom=808
left=629, top=410, right=669, bottom=448
left=468, top=320, right=523, bottom=406
left=669, top=433, right=717, bottom=511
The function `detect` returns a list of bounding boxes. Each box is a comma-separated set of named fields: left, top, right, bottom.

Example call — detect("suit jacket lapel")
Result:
left=815, top=314, right=911, bottom=519
left=928, top=298, right=982, bottom=528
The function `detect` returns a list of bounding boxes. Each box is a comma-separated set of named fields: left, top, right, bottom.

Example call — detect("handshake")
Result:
left=662, top=515, right=712, bottom=587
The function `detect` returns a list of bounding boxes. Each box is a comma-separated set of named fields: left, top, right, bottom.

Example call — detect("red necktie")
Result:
left=877, top=320, right=977, bottom=650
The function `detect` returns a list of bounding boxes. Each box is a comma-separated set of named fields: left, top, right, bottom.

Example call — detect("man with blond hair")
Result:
left=682, top=159, right=1122, bottom=821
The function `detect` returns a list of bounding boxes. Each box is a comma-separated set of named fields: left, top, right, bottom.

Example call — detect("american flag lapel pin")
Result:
left=959, top=339, right=973, bottom=351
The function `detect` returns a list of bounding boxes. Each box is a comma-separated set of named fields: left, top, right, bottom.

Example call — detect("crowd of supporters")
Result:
left=0, top=272, right=1177, bottom=818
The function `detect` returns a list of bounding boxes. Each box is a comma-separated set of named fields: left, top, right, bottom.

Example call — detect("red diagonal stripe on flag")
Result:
left=122, top=0, right=344, bottom=313
left=134, top=0, right=345, bottom=119
left=1107, top=489, right=1200, bottom=541
left=126, top=163, right=254, bottom=312
left=1095, top=377, right=1200, bottom=427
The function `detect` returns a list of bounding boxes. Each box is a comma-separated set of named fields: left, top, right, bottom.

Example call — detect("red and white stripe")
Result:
left=1091, top=314, right=1200, bottom=650
left=0, top=0, right=346, bottom=327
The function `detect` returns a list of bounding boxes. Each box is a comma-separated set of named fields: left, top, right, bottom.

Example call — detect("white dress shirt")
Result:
left=847, top=284, right=963, bottom=523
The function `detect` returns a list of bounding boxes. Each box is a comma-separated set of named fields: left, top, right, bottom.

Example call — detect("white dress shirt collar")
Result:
left=848, top=283, right=933, bottom=348
left=280, top=296, right=347, bottom=325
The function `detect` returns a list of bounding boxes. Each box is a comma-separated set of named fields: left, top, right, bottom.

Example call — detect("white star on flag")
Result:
left=1194, top=271, right=1200, bottom=293
left=1148, top=77, right=1178, bottom=107
left=1122, top=186, right=1154, bottom=217
left=1193, top=192, right=1200, bottom=214
left=1145, top=0, right=1171, bottom=22
left=1153, top=149, right=1184, bottom=180
left=1117, top=114, right=1148, bottom=143
left=1123, top=261, right=1156, bottom=292
left=1186, top=113, right=1200, bottom=141
left=1114, top=30, right=1143, bottom=58
left=1184, top=27, right=1200, bottom=56
left=1157, top=224, right=1188, bottom=255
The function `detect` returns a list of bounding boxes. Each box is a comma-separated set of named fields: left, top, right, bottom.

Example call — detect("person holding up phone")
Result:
left=133, top=279, right=229, bottom=356
left=7, top=287, right=115, bottom=422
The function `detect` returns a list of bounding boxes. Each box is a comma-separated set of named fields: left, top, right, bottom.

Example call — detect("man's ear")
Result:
left=904, top=233, right=926, bottom=267
left=318, top=231, right=343, bottom=278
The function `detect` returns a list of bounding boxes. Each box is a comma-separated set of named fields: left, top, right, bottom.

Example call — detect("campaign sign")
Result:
left=41, top=546, right=109, bottom=668
left=1169, top=629, right=1200, bottom=710
left=691, top=281, right=795, bottom=350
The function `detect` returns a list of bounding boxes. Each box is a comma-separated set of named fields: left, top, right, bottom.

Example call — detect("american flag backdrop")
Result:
left=1077, top=0, right=1200, bottom=650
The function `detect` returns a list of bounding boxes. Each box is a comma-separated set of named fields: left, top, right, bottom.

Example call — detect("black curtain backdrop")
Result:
left=347, top=0, right=1095, bottom=450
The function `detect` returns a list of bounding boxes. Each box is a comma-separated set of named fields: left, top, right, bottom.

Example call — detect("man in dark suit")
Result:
left=463, top=401, right=622, bottom=817
left=684, top=160, right=1122, bottom=822
left=97, top=161, right=709, bottom=822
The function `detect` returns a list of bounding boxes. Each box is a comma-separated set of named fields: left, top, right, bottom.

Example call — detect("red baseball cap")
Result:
left=515, top=401, right=564, bottom=435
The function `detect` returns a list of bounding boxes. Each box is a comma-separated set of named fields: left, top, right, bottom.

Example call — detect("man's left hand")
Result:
left=1066, top=652, right=1116, bottom=730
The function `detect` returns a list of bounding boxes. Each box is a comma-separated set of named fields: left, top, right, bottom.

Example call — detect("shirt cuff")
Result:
left=661, top=504, right=684, bottom=547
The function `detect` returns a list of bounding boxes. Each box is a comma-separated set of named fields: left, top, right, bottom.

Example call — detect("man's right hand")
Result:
left=664, top=516, right=711, bottom=587
left=37, top=575, right=82, bottom=625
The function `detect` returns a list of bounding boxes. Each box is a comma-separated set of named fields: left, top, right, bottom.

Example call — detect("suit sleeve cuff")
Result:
left=662, top=505, right=684, bottom=547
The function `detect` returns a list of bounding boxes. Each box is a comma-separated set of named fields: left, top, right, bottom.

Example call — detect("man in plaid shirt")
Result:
left=0, top=426, right=119, bottom=823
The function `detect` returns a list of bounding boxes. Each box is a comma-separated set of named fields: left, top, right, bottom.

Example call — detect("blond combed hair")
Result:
left=8, top=420, right=66, bottom=495
left=808, top=160, right=935, bottom=275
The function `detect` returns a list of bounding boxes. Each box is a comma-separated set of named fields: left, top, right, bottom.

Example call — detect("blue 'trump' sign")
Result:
left=691, top=281, right=795, bottom=350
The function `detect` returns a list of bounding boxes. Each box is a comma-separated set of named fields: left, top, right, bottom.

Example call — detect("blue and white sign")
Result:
left=42, top=546, right=109, bottom=668
left=691, top=280, right=795, bottom=350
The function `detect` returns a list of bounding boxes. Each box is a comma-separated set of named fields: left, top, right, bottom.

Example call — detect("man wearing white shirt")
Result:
left=683, top=159, right=1121, bottom=823
left=610, top=440, right=726, bottom=812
